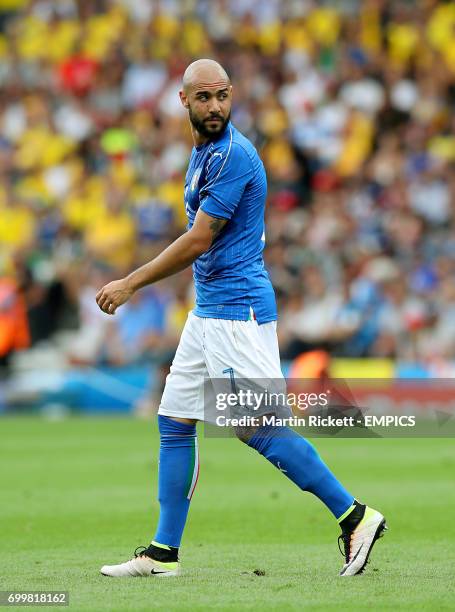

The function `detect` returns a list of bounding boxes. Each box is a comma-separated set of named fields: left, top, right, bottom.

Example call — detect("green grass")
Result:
left=1, top=417, right=454, bottom=611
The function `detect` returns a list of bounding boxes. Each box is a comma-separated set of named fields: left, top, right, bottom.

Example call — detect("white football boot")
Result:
left=338, top=505, right=387, bottom=576
left=101, top=546, right=179, bottom=578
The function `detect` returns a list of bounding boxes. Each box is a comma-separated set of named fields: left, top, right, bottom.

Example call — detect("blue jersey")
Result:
left=184, top=121, right=277, bottom=324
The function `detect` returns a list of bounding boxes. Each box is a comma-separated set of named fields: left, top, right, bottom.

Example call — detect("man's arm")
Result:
left=96, top=209, right=227, bottom=314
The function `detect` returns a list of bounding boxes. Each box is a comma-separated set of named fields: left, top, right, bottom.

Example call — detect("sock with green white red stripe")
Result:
left=153, top=415, right=199, bottom=549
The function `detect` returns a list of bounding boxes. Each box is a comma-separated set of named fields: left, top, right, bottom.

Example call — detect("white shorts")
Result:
left=158, top=311, right=285, bottom=422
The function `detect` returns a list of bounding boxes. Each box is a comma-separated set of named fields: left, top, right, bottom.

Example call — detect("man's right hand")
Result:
left=96, top=278, right=134, bottom=315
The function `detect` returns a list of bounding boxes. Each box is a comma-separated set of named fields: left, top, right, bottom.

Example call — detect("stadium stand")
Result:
left=1, top=0, right=455, bottom=410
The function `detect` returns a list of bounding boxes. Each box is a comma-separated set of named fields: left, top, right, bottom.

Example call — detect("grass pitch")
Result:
left=1, top=416, right=454, bottom=611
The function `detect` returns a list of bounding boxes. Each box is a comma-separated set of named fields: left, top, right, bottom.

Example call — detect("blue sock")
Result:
left=153, top=415, right=199, bottom=548
left=248, top=426, right=354, bottom=519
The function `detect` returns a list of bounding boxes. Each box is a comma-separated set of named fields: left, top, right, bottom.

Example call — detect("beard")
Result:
left=188, top=106, right=231, bottom=139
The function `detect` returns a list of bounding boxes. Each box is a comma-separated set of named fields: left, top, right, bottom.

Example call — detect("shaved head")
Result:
left=182, top=59, right=230, bottom=93
left=180, top=59, right=232, bottom=144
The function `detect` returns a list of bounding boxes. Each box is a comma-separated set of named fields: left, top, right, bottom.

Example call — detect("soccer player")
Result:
left=96, top=59, right=387, bottom=578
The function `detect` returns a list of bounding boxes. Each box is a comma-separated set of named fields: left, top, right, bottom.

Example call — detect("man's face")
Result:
left=181, top=85, right=232, bottom=139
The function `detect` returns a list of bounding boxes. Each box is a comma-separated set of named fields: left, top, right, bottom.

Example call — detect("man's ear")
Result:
left=179, top=90, right=189, bottom=109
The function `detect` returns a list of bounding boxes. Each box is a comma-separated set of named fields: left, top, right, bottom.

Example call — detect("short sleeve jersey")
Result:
left=184, top=121, right=277, bottom=324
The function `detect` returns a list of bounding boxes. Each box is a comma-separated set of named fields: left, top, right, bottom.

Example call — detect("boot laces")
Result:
left=134, top=545, right=149, bottom=558
left=338, top=533, right=351, bottom=564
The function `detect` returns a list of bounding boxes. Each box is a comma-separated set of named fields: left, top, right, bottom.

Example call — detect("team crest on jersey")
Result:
left=191, top=168, right=202, bottom=192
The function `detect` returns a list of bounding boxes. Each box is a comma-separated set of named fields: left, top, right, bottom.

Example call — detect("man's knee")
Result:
left=234, top=413, right=277, bottom=444
left=234, top=424, right=260, bottom=444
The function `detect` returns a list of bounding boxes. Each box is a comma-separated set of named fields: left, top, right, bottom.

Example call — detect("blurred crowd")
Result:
left=1, top=0, right=455, bottom=374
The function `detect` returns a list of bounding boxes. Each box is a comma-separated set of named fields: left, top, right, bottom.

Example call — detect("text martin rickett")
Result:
left=216, top=415, right=359, bottom=428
